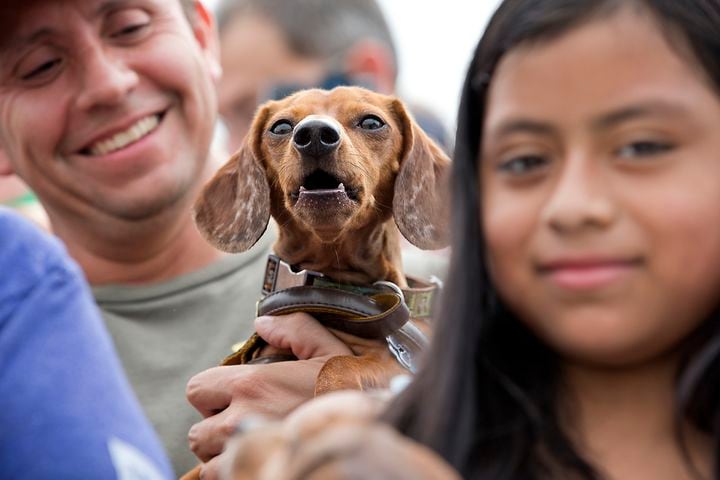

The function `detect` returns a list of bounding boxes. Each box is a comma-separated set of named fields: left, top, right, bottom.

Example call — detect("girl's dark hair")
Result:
left=386, top=1, right=720, bottom=478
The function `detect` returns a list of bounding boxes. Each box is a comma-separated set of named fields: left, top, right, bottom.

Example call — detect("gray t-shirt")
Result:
left=93, top=231, right=274, bottom=475
left=93, top=225, right=447, bottom=475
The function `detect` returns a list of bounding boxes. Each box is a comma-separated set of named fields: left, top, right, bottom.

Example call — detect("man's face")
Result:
left=218, top=13, right=326, bottom=152
left=0, top=0, right=218, bottom=225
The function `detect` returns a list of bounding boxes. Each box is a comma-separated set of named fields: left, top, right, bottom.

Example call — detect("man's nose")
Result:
left=541, top=155, right=617, bottom=234
left=76, top=45, right=139, bottom=111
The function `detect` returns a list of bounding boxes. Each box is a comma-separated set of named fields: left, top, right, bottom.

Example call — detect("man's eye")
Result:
left=20, top=58, right=62, bottom=81
left=112, top=22, right=149, bottom=38
left=616, top=141, right=674, bottom=158
left=497, top=155, right=548, bottom=175
left=106, top=9, right=151, bottom=40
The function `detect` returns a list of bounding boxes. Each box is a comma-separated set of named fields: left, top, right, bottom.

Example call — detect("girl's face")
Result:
left=481, top=9, right=720, bottom=367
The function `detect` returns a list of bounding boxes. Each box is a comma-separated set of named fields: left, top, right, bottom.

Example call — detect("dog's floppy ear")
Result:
left=193, top=107, right=271, bottom=253
left=391, top=100, right=451, bottom=250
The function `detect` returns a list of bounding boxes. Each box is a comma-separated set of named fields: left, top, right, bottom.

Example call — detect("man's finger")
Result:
left=186, top=366, right=236, bottom=418
left=198, top=454, right=222, bottom=480
left=255, top=313, right=353, bottom=359
left=188, top=409, right=238, bottom=463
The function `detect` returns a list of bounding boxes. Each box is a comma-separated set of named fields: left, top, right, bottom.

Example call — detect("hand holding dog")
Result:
left=186, top=312, right=353, bottom=479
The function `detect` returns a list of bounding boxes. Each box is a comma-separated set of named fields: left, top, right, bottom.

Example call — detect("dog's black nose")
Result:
left=293, top=118, right=341, bottom=157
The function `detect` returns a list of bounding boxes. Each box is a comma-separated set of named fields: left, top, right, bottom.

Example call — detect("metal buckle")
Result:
left=385, top=322, right=429, bottom=374
left=386, top=334, right=415, bottom=373
left=261, top=254, right=324, bottom=296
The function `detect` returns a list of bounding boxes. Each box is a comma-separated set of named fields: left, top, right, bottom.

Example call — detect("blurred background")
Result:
left=205, top=0, right=501, bottom=133
left=374, top=1, right=501, bottom=131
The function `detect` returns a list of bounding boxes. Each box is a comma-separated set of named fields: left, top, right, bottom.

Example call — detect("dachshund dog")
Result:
left=193, top=85, right=449, bottom=388
left=184, top=87, right=450, bottom=480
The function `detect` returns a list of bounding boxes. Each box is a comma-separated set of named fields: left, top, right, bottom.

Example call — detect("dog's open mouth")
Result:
left=290, top=169, right=359, bottom=203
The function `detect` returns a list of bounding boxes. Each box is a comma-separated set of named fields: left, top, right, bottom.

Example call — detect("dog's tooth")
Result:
left=338, top=183, right=345, bottom=191
left=299, top=186, right=306, bottom=192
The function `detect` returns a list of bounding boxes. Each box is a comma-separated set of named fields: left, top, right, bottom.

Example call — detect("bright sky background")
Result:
left=376, top=1, right=502, bottom=132
left=203, top=0, right=502, bottom=133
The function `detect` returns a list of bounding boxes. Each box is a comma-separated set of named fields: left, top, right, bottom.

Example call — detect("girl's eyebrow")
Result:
left=487, top=119, right=557, bottom=139
left=487, top=101, right=692, bottom=140
left=590, top=101, right=692, bottom=131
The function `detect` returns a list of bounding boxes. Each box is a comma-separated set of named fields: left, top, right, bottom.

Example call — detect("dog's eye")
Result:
left=359, top=115, right=385, bottom=131
left=270, top=120, right=293, bottom=135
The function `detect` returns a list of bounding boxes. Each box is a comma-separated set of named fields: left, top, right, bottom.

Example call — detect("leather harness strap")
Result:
left=258, top=287, right=410, bottom=338
left=223, top=255, right=438, bottom=368
left=260, top=254, right=440, bottom=318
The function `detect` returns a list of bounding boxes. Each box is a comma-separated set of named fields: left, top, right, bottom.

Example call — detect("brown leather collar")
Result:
left=260, top=254, right=440, bottom=319
left=225, top=255, right=437, bottom=370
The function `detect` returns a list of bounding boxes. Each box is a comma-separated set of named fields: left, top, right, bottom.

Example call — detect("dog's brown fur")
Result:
left=194, top=86, right=450, bottom=288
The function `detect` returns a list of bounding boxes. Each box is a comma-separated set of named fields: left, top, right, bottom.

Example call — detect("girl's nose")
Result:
left=541, top=155, right=617, bottom=234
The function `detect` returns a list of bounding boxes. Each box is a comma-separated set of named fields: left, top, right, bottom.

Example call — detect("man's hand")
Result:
left=185, top=312, right=353, bottom=480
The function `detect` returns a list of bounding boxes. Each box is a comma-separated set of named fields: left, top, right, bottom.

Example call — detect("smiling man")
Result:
left=0, top=0, right=287, bottom=474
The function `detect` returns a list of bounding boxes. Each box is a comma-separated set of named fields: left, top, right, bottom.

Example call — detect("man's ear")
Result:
left=343, top=40, right=396, bottom=94
left=191, top=0, right=223, bottom=82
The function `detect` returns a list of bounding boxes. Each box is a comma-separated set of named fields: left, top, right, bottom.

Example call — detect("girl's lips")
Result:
left=538, top=259, right=642, bottom=291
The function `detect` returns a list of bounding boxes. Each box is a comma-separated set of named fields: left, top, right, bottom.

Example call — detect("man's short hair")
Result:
left=215, top=0, right=397, bottom=76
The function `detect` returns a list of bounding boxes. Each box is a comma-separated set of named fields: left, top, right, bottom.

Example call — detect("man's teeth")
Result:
left=89, top=115, right=160, bottom=156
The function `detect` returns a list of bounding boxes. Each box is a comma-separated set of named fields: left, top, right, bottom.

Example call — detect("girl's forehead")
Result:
left=482, top=9, right=711, bottom=130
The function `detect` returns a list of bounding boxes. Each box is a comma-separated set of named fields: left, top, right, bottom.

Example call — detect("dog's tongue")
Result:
left=299, top=183, right=346, bottom=196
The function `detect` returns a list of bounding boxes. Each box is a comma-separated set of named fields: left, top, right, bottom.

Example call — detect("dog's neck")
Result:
left=272, top=217, right=406, bottom=288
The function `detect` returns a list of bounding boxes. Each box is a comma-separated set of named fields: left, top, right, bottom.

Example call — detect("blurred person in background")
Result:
left=214, top=0, right=451, bottom=152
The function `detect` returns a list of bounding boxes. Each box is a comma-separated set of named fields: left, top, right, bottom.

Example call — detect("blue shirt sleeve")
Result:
left=0, top=208, right=174, bottom=479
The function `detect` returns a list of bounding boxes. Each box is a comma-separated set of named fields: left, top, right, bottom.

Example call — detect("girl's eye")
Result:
left=616, top=141, right=674, bottom=159
left=359, top=115, right=385, bottom=130
left=270, top=120, right=293, bottom=135
left=497, top=155, right=549, bottom=175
